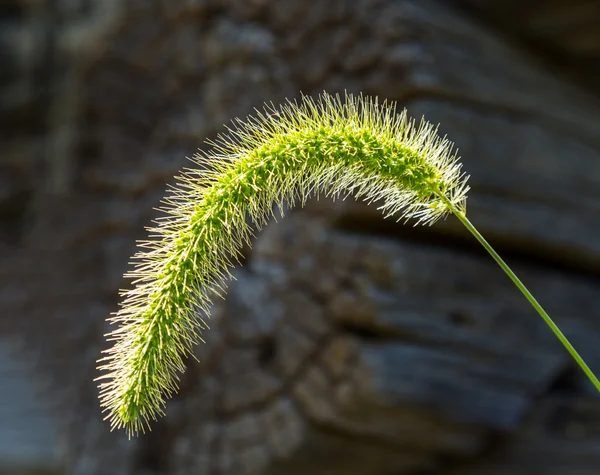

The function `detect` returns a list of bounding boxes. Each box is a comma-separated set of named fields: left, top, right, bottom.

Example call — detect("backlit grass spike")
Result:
left=97, top=91, right=599, bottom=437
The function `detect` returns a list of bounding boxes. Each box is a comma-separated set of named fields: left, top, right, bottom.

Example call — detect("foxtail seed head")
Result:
left=97, top=92, right=470, bottom=436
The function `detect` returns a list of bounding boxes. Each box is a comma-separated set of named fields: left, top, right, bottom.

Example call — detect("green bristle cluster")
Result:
left=97, top=92, right=469, bottom=436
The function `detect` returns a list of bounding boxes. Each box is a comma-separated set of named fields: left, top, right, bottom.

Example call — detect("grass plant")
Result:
left=97, top=92, right=599, bottom=436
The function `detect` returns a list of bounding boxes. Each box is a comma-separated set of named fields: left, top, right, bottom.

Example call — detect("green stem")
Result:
left=452, top=210, right=600, bottom=392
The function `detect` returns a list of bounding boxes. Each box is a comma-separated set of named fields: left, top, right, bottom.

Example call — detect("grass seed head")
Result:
left=97, top=92, right=470, bottom=436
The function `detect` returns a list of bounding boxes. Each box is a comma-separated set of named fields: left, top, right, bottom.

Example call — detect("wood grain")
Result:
left=2, top=0, right=600, bottom=473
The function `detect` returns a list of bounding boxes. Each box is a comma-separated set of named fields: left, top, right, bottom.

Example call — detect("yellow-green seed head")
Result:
left=96, top=92, right=470, bottom=436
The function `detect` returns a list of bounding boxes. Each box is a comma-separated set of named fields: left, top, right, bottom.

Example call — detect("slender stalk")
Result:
left=452, top=209, right=600, bottom=392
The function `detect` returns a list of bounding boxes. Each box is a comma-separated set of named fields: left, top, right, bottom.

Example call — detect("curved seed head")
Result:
left=96, top=91, right=470, bottom=436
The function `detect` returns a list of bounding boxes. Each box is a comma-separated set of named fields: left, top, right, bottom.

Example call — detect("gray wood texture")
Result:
left=1, top=0, right=600, bottom=474
left=0, top=342, right=62, bottom=474
left=452, top=0, right=600, bottom=86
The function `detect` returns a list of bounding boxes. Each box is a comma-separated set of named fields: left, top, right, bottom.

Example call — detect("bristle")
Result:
left=97, top=91, right=470, bottom=436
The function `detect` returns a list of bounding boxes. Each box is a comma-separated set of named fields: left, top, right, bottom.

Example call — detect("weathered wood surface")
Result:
left=1, top=0, right=600, bottom=474
left=0, top=342, right=63, bottom=474
left=451, top=0, right=600, bottom=87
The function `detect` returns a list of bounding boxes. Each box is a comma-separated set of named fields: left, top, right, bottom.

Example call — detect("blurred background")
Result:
left=2, top=0, right=600, bottom=474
